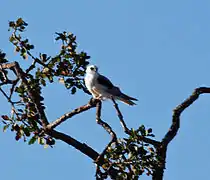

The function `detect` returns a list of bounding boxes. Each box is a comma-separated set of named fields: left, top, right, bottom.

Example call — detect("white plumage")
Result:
left=84, top=65, right=138, bottom=105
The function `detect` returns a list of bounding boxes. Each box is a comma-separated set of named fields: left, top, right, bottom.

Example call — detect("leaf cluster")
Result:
left=1, top=18, right=91, bottom=146
left=96, top=126, right=158, bottom=179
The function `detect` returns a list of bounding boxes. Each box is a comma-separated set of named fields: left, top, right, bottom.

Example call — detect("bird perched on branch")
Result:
left=84, top=65, right=138, bottom=105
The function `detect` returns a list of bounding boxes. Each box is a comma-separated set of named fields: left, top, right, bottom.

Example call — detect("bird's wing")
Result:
left=96, top=74, right=114, bottom=89
left=96, top=73, right=137, bottom=105
left=106, top=86, right=138, bottom=106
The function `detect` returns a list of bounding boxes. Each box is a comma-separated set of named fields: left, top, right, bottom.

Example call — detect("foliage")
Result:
left=0, top=18, right=162, bottom=179
left=96, top=126, right=158, bottom=179
left=1, top=18, right=90, bottom=146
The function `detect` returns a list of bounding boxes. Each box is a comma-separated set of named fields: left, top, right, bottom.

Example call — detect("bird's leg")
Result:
left=92, top=87, right=103, bottom=100
left=96, top=94, right=103, bottom=100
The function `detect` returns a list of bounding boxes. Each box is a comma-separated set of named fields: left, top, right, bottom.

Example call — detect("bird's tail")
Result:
left=117, top=93, right=138, bottom=106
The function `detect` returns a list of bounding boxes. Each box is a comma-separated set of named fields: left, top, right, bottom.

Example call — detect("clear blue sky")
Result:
left=1, top=0, right=210, bottom=179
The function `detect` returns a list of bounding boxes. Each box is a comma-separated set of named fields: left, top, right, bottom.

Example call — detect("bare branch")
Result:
left=95, top=100, right=117, bottom=165
left=96, top=100, right=117, bottom=141
left=0, top=62, right=17, bottom=69
left=152, top=87, right=210, bottom=180
left=48, top=129, right=99, bottom=160
left=162, top=87, right=210, bottom=146
left=47, top=98, right=99, bottom=129
left=111, top=98, right=130, bottom=133
left=48, top=128, right=119, bottom=179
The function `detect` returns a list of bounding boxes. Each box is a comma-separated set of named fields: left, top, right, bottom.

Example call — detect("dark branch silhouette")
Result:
left=152, top=87, right=210, bottom=180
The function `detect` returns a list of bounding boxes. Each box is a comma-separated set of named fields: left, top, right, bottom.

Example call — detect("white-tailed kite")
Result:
left=84, top=65, right=138, bottom=105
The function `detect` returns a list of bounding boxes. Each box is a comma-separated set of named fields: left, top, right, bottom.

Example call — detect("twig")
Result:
left=9, top=79, right=19, bottom=99
left=0, top=86, right=34, bottom=127
left=111, top=98, right=160, bottom=147
left=111, top=98, right=130, bottom=133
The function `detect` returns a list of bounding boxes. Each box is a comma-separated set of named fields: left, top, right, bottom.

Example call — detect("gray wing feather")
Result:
left=97, top=74, right=114, bottom=89
left=106, top=87, right=138, bottom=101
left=97, top=74, right=138, bottom=104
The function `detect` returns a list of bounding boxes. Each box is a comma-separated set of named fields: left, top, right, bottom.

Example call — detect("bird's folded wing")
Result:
left=97, top=74, right=114, bottom=89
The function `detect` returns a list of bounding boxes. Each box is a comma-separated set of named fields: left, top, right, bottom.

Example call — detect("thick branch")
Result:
left=48, top=129, right=99, bottom=160
left=0, top=61, right=49, bottom=127
left=0, top=62, right=16, bottom=69
left=47, top=119, right=119, bottom=179
left=13, top=62, right=49, bottom=127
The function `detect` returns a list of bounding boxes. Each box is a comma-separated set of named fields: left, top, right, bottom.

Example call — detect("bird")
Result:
left=84, top=65, right=138, bottom=105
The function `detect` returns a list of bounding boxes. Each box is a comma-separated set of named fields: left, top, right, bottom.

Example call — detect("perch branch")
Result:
left=95, top=100, right=117, bottom=164
left=47, top=98, right=99, bottom=130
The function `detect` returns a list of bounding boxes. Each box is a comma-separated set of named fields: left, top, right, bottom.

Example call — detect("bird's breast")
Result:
left=85, top=74, right=97, bottom=89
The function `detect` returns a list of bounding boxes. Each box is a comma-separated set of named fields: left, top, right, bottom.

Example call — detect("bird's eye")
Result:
left=90, top=67, right=94, bottom=71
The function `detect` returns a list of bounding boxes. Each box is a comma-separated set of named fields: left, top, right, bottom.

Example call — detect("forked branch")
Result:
left=153, top=87, right=210, bottom=180
left=162, top=87, right=210, bottom=146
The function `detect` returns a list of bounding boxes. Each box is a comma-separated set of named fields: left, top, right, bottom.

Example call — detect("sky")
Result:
left=1, top=0, right=210, bottom=179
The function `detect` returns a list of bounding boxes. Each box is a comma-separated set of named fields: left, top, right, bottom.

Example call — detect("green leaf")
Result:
left=16, top=18, right=28, bottom=27
left=28, top=136, right=37, bottom=145
left=71, top=87, right=76, bottom=94
left=15, top=134, right=21, bottom=141
left=40, top=78, right=46, bottom=86
left=9, top=21, right=15, bottom=28
left=15, top=86, right=25, bottom=94
left=1, top=115, right=10, bottom=120
left=147, top=128, right=152, bottom=134
left=3, top=124, right=10, bottom=132
left=38, top=137, right=45, bottom=145
left=23, top=127, right=30, bottom=137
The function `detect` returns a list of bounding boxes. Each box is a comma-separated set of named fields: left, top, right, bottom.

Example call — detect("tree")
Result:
left=0, top=18, right=209, bottom=180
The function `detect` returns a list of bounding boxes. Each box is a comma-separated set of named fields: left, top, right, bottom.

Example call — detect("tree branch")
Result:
left=0, top=61, right=49, bottom=128
left=162, top=87, right=210, bottom=146
left=48, top=129, right=99, bottom=160
left=111, top=98, right=130, bottom=133
left=95, top=100, right=117, bottom=164
left=111, top=98, right=160, bottom=147
left=153, top=87, right=210, bottom=180
left=13, top=62, right=49, bottom=127
left=47, top=98, right=99, bottom=129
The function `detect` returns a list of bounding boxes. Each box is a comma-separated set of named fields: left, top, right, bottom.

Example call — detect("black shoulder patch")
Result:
left=97, top=74, right=114, bottom=89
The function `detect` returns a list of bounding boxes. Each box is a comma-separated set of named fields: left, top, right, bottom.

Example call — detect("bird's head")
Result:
left=86, top=65, right=98, bottom=74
